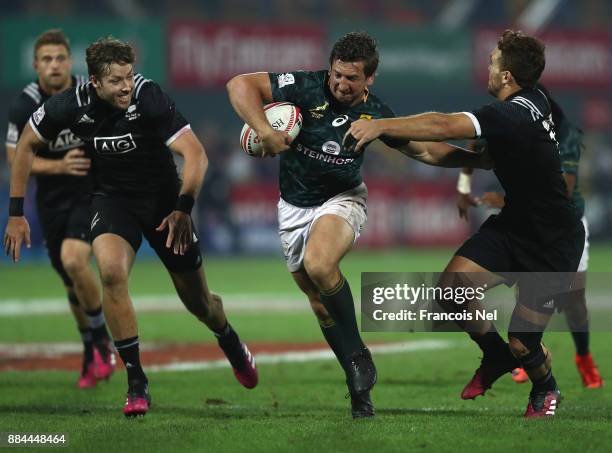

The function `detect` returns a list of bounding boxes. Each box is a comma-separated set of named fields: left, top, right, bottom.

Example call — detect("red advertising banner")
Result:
left=228, top=179, right=469, bottom=252
left=474, top=29, right=611, bottom=88
left=169, top=21, right=326, bottom=88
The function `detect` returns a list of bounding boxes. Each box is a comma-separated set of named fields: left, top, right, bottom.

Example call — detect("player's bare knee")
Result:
left=60, top=250, right=88, bottom=277
left=99, top=267, right=128, bottom=290
left=303, top=258, right=337, bottom=290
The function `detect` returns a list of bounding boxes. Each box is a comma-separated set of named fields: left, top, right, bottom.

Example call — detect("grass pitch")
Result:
left=1, top=248, right=611, bottom=452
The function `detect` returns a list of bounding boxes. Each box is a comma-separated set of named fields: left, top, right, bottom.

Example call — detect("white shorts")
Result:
left=278, top=183, right=368, bottom=272
left=577, top=216, right=589, bottom=272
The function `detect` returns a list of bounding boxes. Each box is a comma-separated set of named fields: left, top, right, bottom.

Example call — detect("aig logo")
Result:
left=50, top=129, right=84, bottom=152
left=94, top=133, right=137, bottom=154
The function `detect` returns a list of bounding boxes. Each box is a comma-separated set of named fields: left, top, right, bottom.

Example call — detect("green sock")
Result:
left=319, top=277, right=364, bottom=356
left=319, top=318, right=348, bottom=373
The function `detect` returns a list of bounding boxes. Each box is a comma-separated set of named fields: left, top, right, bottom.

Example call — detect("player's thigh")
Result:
left=38, top=208, right=73, bottom=286
left=305, top=214, right=356, bottom=268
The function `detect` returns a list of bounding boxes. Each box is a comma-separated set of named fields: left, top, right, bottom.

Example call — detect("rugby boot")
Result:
left=461, top=355, right=516, bottom=399
left=576, top=353, right=604, bottom=388
left=78, top=357, right=97, bottom=389
left=511, top=367, right=529, bottom=384
left=524, top=389, right=562, bottom=418
left=123, top=380, right=151, bottom=417
left=348, top=389, right=375, bottom=419
left=218, top=330, right=258, bottom=389
left=93, top=341, right=116, bottom=381
left=345, top=347, right=377, bottom=394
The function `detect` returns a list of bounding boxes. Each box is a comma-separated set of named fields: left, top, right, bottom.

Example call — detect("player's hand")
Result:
left=61, top=148, right=91, bottom=176
left=479, top=191, right=505, bottom=209
left=3, top=216, right=31, bottom=263
left=156, top=211, right=193, bottom=255
left=457, top=193, right=478, bottom=221
left=259, top=130, right=292, bottom=158
left=344, top=119, right=382, bottom=153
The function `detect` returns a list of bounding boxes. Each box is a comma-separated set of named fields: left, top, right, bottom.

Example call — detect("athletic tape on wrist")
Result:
left=457, top=172, right=471, bottom=195
left=175, top=194, right=195, bottom=214
left=9, top=197, right=24, bottom=216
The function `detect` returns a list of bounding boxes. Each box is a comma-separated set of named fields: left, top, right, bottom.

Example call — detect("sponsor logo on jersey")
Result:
left=49, top=129, right=84, bottom=152
left=359, top=114, right=373, bottom=120
left=277, top=73, right=295, bottom=88
left=321, top=141, right=341, bottom=155
left=94, top=133, right=137, bottom=154
left=125, top=104, right=140, bottom=121
left=78, top=114, right=95, bottom=124
left=309, top=101, right=329, bottom=119
left=332, top=115, right=349, bottom=127
left=32, top=105, right=45, bottom=125
left=296, top=143, right=354, bottom=166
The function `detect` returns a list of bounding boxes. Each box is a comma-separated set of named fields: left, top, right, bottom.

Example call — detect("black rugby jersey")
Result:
left=6, top=75, right=92, bottom=211
left=269, top=70, right=404, bottom=207
left=468, top=87, right=579, bottom=243
left=537, top=84, right=585, bottom=218
left=28, top=74, right=189, bottom=198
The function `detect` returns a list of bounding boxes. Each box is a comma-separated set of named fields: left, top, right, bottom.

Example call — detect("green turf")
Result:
left=0, top=332, right=610, bottom=452
left=1, top=248, right=612, bottom=452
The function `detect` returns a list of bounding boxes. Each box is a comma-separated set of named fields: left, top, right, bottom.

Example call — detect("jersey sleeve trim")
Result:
left=462, top=112, right=481, bottom=138
left=27, top=117, right=51, bottom=144
left=165, top=124, right=191, bottom=146
left=134, top=74, right=151, bottom=99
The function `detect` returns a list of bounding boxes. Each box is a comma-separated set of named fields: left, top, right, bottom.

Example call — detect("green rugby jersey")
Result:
left=269, top=70, right=404, bottom=207
left=558, top=121, right=585, bottom=219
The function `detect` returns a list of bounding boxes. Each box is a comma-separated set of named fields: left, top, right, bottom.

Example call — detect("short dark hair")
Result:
left=34, top=29, right=70, bottom=57
left=329, top=31, right=379, bottom=77
left=497, top=29, right=545, bottom=89
left=86, top=36, right=135, bottom=78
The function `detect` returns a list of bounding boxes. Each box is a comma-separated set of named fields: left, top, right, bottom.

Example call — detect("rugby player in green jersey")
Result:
left=227, top=32, right=489, bottom=418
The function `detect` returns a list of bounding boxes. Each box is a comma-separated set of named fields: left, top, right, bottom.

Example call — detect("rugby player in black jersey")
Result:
left=4, top=29, right=114, bottom=389
left=5, top=37, right=257, bottom=417
left=347, top=30, right=585, bottom=417
left=456, top=86, right=603, bottom=390
left=228, top=32, right=490, bottom=418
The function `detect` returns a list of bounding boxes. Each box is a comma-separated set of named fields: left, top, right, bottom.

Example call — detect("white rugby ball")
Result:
left=240, top=102, right=302, bottom=156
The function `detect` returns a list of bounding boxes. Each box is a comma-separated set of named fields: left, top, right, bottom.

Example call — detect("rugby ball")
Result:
left=240, top=102, right=302, bottom=156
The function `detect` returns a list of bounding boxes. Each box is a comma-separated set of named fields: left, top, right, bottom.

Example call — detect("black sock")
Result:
left=212, top=322, right=232, bottom=339
left=319, top=318, right=347, bottom=373
left=571, top=324, right=590, bottom=356
left=85, top=307, right=110, bottom=342
left=471, top=329, right=519, bottom=370
left=79, top=328, right=94, bottom=371
left=114, top=336, right=147, bottom=384
left=319, top=277, right=364, bottom=356
left=530, top=368, right=558, bottom=395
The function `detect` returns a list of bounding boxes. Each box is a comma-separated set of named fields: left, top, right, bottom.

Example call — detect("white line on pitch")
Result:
left=147, top=340, right=455, bottom=373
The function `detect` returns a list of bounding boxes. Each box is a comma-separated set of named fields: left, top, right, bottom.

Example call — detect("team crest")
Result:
left=309, top=101, right=329, bottom=119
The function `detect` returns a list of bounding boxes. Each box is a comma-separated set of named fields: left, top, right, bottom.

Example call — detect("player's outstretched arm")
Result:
left=394, top=141, right=492, bottom=169
left=156, top=129, right=206, bottom=256
left=4, top=123, right=45, bottom=262
left=226, top=72, right=291, bottom=156
left=345, top=112, right=477, bottom=152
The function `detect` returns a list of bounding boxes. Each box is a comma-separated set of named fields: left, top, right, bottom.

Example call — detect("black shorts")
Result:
left=90, top=192, right=202, bottom=273
left=456, top=214, right=584, bottom=313
left=38, top=197, right=91, bottom=287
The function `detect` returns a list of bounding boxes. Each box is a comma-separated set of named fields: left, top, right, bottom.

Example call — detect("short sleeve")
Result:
left=138, top=82, right=190, bottom=146
left=269, top=71, right=320, bottom=106
left=471, top=101, right=523, bottom=140
left=28, top=91, right=74, bottom=144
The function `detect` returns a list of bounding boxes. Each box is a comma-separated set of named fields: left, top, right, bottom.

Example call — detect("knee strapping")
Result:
left=68, top=292, right=80, bottom=307
left=508, top=331, right=545, bottom=369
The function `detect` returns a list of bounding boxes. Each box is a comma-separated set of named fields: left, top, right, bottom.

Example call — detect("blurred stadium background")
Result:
left=0, top=0, right=611, bottom=260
